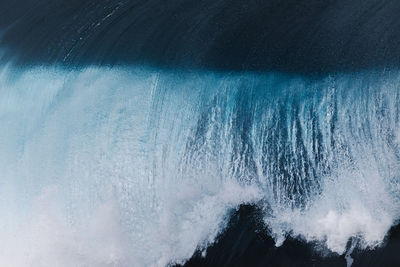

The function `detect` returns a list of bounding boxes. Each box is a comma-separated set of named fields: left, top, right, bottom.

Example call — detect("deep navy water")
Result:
left=0, top=1, right=400, bottom=266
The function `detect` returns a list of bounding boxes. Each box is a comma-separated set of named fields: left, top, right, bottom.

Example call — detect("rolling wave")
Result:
left=0, top=64, right=399, bottom=266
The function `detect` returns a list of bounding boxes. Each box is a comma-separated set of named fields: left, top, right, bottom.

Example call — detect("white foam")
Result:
left=0, top=65, right=399, bottom=266
left=0, top=66, right=262, bottom=266
left=266, top=166, right=398, bottom=254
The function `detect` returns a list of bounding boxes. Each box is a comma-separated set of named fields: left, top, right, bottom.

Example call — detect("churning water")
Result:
left=0, top=64, right=399, bottom=266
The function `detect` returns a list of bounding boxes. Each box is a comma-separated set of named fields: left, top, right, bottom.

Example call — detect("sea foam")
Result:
left=0, top=65, right=399, bottom=266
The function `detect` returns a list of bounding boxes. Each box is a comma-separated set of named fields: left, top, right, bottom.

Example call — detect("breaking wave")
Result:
left=0, top=64, right=399, bottom=266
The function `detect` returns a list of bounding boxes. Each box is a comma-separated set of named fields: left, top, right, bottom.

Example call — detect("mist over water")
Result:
left=0, top=64, right=399, bottom=266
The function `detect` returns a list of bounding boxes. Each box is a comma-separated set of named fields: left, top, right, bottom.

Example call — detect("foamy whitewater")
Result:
left=0, top=65, right=399, bottom=266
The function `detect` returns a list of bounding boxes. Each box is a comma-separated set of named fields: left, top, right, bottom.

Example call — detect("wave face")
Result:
left=0, top=64, right=399, bottom=266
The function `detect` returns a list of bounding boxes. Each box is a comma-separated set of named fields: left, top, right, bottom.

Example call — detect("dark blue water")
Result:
left=0, top=1, right=400, bottom=266
left=2, top=0, right=400, bottom=73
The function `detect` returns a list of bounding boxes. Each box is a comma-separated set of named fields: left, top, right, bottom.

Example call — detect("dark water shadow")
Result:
left=179, top=204, right=400, bottom=267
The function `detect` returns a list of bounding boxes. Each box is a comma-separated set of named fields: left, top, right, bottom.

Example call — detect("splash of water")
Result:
left=0, top=65, right=399, bottom=266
